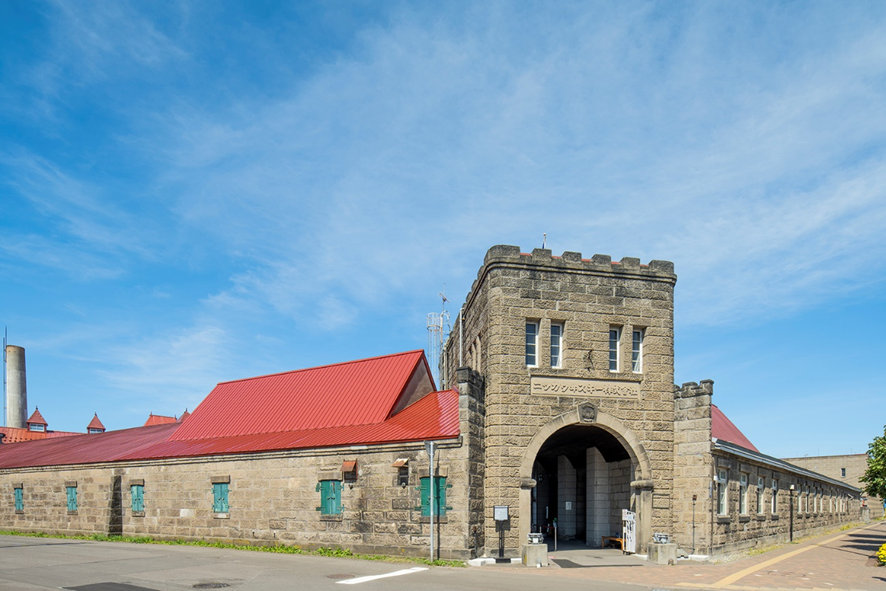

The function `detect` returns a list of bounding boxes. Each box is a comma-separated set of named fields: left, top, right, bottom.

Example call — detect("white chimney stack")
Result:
left=6, top=345, right=27, bottom=429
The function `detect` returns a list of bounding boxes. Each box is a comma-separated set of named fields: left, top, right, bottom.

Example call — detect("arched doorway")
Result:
left=519, top=405, right=653, bottom=549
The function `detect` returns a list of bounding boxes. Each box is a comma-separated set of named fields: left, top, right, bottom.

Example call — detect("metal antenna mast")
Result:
left=426, top=289, right=451, bottom=389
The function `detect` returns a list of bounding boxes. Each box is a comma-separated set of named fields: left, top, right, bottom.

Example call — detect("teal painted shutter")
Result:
left=420, top=477, right=430, bottom=516
left=14, top=489, right=23, bottom=511
left=213, top=483, right=229, bottom=512
left=319, top=480, right=342, bottom=515
left=66, top=487, right=77, bottom=511
left=435, top=477, right=447, bottom=517
left=131, top=485, right=144, bottom=512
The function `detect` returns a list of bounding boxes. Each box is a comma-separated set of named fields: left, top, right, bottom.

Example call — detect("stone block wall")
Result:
left=782, top=454, right=883, bottom=512
left=0, top=439, right=476, bottom=559
left=709, top=451, right=862, bottom=554
left=446, top=245, right=677, bottom=556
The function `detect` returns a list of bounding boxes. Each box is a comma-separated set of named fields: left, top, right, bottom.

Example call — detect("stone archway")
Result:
left=518, top=403, right=654, bottom=550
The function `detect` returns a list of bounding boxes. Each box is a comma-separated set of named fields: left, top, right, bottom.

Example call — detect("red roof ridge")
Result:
left=214, top=350, right=426, bottom=386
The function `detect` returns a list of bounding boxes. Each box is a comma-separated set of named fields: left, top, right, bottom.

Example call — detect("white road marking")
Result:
left=337, top=567, right=428, bottom=585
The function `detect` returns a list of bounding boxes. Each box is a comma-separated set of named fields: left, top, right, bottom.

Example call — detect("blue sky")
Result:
left=1, top=1, right=884, bottom=458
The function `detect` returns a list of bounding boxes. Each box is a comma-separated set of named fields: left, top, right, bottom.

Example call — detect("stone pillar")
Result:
left=457, top=366, right=486, bottom=558
left=6, top=345, right=27, bottom=429
left=586, top=448, right=610, bottom=546
left=557, top=455, right=577, bottom=539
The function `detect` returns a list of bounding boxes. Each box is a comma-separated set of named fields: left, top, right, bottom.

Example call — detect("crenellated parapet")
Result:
left=675, top=379, right=714, bottom=399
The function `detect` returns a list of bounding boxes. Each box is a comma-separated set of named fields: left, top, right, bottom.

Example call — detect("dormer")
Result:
left=87, top=413, right=106, bottom=434
left=26, top=408, right=48, bottom=432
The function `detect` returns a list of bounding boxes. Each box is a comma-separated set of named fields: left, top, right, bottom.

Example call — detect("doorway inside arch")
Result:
left=531, top=424, right=636, bottom=546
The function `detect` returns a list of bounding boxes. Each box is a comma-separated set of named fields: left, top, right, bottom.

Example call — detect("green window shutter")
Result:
left=14, top=489, right=23, bottom=511
left=420, top=477, right=430, bottom=516
left=319, top=480, right=342, bottom=515
left=131, top=485, right=144, bottom=512
left=66, top=487, right=77, bottom=511
left=213, top=483, right=229, bottom=513
left=435, top=477, right=447, bottom=517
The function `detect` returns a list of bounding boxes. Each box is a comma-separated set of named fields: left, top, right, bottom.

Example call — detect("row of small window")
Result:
left=318, top=476, right=450, bottom=516
left=525, top=322, right=644, bottom=372
left=715, top=472, right=852, bottom=517
left=11, top=478, right=449, bottom=518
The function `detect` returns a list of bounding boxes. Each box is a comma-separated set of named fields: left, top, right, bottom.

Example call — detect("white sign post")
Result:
left=622, top=509, right=636, bottom=554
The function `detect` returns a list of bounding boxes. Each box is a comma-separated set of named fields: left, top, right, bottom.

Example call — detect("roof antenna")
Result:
left=427, top=286, right=451, bottom=390
left=542, top=233, right=547, bottom=249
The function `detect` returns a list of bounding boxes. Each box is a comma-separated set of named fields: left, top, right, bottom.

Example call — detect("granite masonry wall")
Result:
left=0, top=439, right=476, bottom=560
left=445, top=245, right=678, bottom=556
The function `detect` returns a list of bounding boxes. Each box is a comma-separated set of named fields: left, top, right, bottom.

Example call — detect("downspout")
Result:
left=710, top=452, right=715, bottom=556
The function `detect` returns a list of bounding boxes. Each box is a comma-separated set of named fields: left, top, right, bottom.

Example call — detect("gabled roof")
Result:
left=0, top=350, right=458, bottom=469
left=26, top=408, right=48, bottom=426
left=144, top=414, right=177, bottom=427
left=170, top=350, right=433, bottom=441
left=712, top=404, right=758, bottom=452
left=87, top=413, right=106, bottom=431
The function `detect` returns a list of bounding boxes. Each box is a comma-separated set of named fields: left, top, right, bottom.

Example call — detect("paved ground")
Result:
left=0, top=521, right=883, bottom=591
left=514, top=520, right=886, bottom=590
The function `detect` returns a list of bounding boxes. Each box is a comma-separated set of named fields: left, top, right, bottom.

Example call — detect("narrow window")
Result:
left=803, top=486, right=808, bottom=514
left=739, top=473, right=748, bottom=515
left=398, top=466, right=409, bottom=487
left=131, top=484, right=145, bottom=513
left=609, top=327, right=621, bottom=372
left=419, top=476, right=449, bottom=517
left=841, top=467, right=846, bottom=477
left=66, top=486, right=78, bottom=512
left=631, top=329, right=644, bottom=373
left=771, top=480, right=778, bottom=514
left=212, top=483, right=229, bottom=513
left=317, top=480, right=341, bottom=515
left=550, top=323, right=563, bottom=368
left=756, top=477, right=765, bottom=514
left=717, top=470, right=728, bottom=515
left=525, top=322, right=538, bottom=367
left=14, top=487, right=23, bottom=512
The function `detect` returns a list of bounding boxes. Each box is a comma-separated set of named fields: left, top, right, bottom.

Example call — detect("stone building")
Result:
left=782, top=454, right=883, bottom=516
left=0, top=245, right=863, bottom=559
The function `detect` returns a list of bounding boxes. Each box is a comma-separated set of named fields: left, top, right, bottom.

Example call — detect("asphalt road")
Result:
left=0, top=536, right=646, bottom=591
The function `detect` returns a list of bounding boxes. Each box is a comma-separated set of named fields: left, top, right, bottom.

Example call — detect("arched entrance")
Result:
left=519, top=405, right=653, bottom=549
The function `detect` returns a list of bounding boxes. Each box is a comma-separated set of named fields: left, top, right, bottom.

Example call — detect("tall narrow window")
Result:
left=631, top=329, right=644, bottom=373
left=756, top=477, right=765, bottom=514
left=66, top=486, right=78, bottom=512
left=14, top=487, right=23, bottom=512
left=525, top=322, right=538, bottom=367
left=739, top=473, right=748, bottom=515
left=550, top=323, right=563, bottom=368
left=717, top=470, right=728, bottom=515
left=317, top=480, right=341, bottom=515
left=771, top=480, right=778, bottom=514
left=212, top=483, right=229, bottom=513
left=841, top=467, right=846, bottom=477
left=131, top=484, right=145, bottom=513
left=609, top=327, right=621, bottom=372
left=419, top=476, right=450, bottom=517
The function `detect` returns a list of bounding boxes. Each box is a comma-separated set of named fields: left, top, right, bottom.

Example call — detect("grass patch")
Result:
left=0, top=530, right=464, bottom=567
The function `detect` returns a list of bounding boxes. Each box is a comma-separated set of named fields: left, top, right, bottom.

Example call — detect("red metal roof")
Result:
left=0, top=351, right=458, bottom=469
left=144, top=414, right=177, bottom=426
left=87, top=413, right=106, bottom=431
left=170, top=350, right=431, bottom=441
left=26, top=407, right=48, bottom=426
left=712, top=404, right=759, bottom=452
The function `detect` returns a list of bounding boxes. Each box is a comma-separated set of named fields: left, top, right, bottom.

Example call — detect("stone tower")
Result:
left=446, top=245, right=677, bottom=556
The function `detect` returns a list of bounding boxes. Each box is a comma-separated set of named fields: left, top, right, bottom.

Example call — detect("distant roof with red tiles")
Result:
left=0, top=351, right=459, bottom=469
left=26, top=408, right=48, bottom=426
left=0, top=426, right=79, bottom=444
left=87, top=414, right=106, bottom=431
left=712, top=404, right=758, bottom=452
left=144, top=414, right=177, bottom=427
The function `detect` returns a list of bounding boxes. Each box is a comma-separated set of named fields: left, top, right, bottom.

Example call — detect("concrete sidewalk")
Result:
left=514, top=521, right=886, bottom=590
